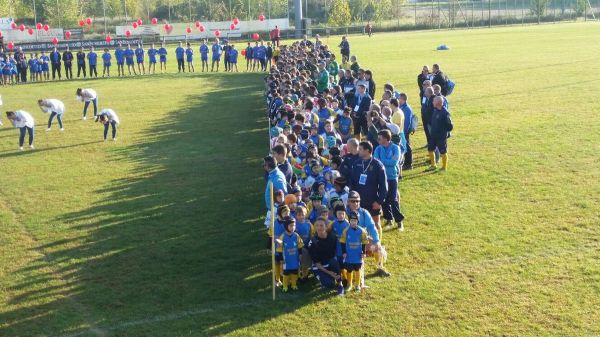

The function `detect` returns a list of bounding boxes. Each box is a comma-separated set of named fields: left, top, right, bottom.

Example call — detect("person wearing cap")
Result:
left=5, top=110, right=35, bottom=151
left=351, top=83, right=372, bottom=138
left=340, top=210, right=369, bottom=292
left=349, top=141, right=387, bottom=238
left=276, top=217, right=304, bottom=292
left=346, top=190, right=389, bottom=277
left=307, top=217, right=345, bottom=295
left=38, top=98, right=65, bottom=131
left=264, top=156, right=288, bottom=211
left=374, top=130, right=405, bottom=231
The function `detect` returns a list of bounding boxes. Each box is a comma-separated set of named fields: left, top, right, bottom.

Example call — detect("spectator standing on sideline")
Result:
left=418, top=65, right=431, bottom=98
left=76, top=47, right=86, bottom=78
left=427, top=96, right=453, bottom=172
left=339, top=36, right=350, bottom=61
left=88, top=46, right=98, bottom=78
left=62, top=46, right=73, bottom=79
left=50, top=47, right=61, bottom=80
left=175, top=41, right=185, bottom=73
left=432, top=64, right=449, bottom=96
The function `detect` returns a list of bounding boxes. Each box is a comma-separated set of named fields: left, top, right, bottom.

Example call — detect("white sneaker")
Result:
left=83, top=116, right=87, bottom=120
left=29, top=145, right=34, bottom=150
left=19, top=146, right=24, bottom=151
left=112, top=138, right=117, bottom=142
left=60, top=128, right=64, bottom=131
left=46, top=128, right=51, bottom=131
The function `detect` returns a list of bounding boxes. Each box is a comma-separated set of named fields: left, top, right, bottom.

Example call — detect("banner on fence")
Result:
left=14, top=38, right=142, bottom=51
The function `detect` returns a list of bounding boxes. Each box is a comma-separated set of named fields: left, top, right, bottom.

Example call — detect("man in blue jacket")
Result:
left=264, top=156, right=287, bottom=210
left=427, top=96, right=454, bottom=172
left=63, top=46, right=73, bottom=79
left=50, top=47, right=61, bottom=80
left=374, top=130, right=404, bottom=231
left=175, top=41, right=185, bottom=73
left=348, top=141, right=387, bottom=239
left=399, top=93, right=415, bottom=170
left=351, top=84, right=371, bottom=138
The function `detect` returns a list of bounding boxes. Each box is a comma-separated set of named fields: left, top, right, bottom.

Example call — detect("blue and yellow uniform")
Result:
left=276, top=231, right=303, bottom=291
left=340, top=225, right=368, bottom=289
left=336, top=114, right=354, bottom=139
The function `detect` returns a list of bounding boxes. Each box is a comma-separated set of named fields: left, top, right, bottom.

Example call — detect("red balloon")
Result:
left=186, top=27, right=192, bottom=34
left=27, top=27, right=34, bottom=35
left=259, top=14, right=265, bottom=21
left=164, top=24, right=173, bottom=34
left=137, top=19, right=143, bottom=25
left=7, top=41, right=14, bottom=50
left=132, top=22, right=138, bottom=29
left=214, top=30, right=221, bottom=37
left=10, top=22, right=17, bottom=29
left=230, top=23, right=235, bottom=30
left=43, top=24, right=50, bottom=32
left=195, top=21, right=201, bottom=28
left=233, top=17, right=240, bottom=25
left=151, top=17, right=158, bottom=25
left=19, top=24, right=25, bottom=32
left=105, top=35, right=112, bottom=43
left=125, top=30, right=132, bottom=37
left=86, top=18, right=92, bottom=25
left=163, top=23, right=169, bottom=30
left=252, top=33, right=260, bottom=41
left=36, top=22, right=43, bottom=30
left=65, top=31, right=72, bottom=39
left=199, top=25, right=205, bottom=32
left=241, top=49, right=246, bottom=56
left=79, top=20, right=85, bottom=27
left=52, top=37, right=58, bottom=45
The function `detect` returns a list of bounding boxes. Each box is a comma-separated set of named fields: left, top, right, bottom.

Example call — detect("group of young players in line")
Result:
left=0, top=38, right=277, bottom=85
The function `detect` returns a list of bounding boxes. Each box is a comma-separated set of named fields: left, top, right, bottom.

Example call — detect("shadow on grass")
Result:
left=0, top=73, right=331, bottom=337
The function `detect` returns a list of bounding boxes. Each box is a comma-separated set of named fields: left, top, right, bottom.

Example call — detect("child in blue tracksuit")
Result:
left=28, top=53, right=38, bottom=82
left=135, top=43, right=145, bottom=75
left=87, top=46, right=98, bottom=78
left=330, top=205, right=350, bottom=283
left=40, top=51, right=50, bottom=81
left=245, top=42, right=253, bottom=71
left=102, top=49, right=111, bottom=77
left=211, top=39, right=222, bottom=72
left=175, top=42, right=185, bottom=72
left=276, top=217, right=303, bottom=292
left=147, top=43, right=157, bottom=74
left=340, top=211, right=368, bottom=291
left=125, top=44, right=136, bottom=75
left=185, top=42, right=194, bottom=72
left=228, top=44, right=238, bottom=72
left=115, top=43, right=125, bottom=76
left=158, top=43, right=168, bottom=73
left=199, top=39, right=209, bottom=72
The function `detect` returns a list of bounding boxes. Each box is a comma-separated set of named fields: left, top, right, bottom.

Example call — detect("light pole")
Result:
left=56, top=0, right=61, bottom=28
left=102, top=0, right=107, bottom=34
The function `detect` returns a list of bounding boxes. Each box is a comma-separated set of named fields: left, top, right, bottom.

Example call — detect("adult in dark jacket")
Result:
left=63, top=47, right=73, bottom=79
left=339, top=36, right=350, bottom=60
left=338, top=69, right=355, bottom=107
left=76, top=47, right=86, bottom=78
left=417, top=65, right=431, bottom=98
left=365, top=69, right=376, bottom=98
left=50, top=47, right=61, bottom=80
left=307, top=217, right=345, bottom=295
left=427, top=96, right=453, bottom=171
left=348, top=141, right=387, bottom=233
left=431, top=64, right=448, bottom=96
left=339, top=138, right=360, bottom=180
left=350, top=84, right=371, bottom=137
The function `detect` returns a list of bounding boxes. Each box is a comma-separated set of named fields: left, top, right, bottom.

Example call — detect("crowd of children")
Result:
left=263, top=36, right=454, bottom=295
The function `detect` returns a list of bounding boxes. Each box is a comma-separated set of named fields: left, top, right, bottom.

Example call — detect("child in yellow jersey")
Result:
left=276, top=217, right=304, bottom=292
left=340, top=211, right=369, bottom=292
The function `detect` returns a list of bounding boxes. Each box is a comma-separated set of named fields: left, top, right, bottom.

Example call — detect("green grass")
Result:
left=1, top=22, right=599, bottom=337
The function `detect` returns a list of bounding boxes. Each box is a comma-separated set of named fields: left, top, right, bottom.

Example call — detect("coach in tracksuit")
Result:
left=349, top=141, right=387, bottom=239
left=374, top=130, right=404, bottom=231
left=50, top=47, right=61, bottom=80
left=427, top=96, right=454, bottom=171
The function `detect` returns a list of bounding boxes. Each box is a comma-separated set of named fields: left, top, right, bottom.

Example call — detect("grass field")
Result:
left=0, top=22, right=599, bottom=337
